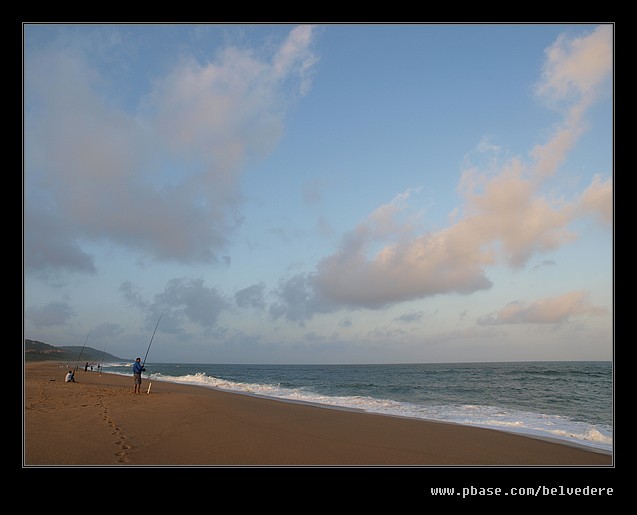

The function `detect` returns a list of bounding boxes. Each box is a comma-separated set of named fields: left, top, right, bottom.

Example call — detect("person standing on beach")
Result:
left=133, top=357, right=146, bottom=394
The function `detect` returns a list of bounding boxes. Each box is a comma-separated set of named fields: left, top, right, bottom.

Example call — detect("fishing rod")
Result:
left=142, top=310, right=164, bottom=367
left=95, top=342, right=107, bottom=375
left=74, top=328, right=92, bottom=371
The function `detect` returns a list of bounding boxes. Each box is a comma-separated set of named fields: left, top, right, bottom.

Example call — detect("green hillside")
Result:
left=24, top=339, right=129, bottom=364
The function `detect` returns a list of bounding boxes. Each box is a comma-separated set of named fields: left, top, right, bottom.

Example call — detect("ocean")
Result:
left=101, top=360, right=613, bottom=453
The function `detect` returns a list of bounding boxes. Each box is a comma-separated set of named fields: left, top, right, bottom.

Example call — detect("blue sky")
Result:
left=23, top=23, right=613, bottom=364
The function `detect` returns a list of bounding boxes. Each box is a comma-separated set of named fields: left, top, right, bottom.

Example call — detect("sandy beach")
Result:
left=23, top=361, right=613, bottom=467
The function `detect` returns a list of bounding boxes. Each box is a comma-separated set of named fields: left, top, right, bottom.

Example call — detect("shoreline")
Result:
left=103, top=367, right=613, bottom=456
left=24, top=361, right=613, bottom=467
left=214, top=388, right=613, bottom=457
left=153, top=379, right=613, bottom=456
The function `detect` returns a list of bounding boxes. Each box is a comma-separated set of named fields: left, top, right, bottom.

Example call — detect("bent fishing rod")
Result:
left=142, top=310, right=165, bottom=367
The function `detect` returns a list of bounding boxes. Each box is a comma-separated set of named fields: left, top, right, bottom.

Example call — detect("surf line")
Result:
left=74, top=328, right=92, bottom=372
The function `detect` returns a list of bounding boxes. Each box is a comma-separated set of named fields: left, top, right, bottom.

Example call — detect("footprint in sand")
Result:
left=98, top=397, right=132, bottom=464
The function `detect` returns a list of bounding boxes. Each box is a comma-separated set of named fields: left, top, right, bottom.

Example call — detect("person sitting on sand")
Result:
left=132, top=357, right=146, bottom=394
left=65, top=370, right=76, bottom=383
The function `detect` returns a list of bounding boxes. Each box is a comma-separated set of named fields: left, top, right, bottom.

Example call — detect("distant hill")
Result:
left=24, top=339, right=129, bottom=364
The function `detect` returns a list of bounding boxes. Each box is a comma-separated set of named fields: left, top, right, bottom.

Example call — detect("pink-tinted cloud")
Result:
left=576, top=174, right=613, bottom=226
left=535, top=25, right=612, bottom=107
left=272, top=26, right=613, bottom=320
left=477, top=291, right=608, bottom=325
left=531, top=24, right=612, bottom=179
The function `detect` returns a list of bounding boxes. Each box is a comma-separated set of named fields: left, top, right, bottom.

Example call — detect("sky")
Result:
left=23, top=23, right=614, bottom=364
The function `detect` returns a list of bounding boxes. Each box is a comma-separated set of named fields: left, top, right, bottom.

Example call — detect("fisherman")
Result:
left=133, top=357, right=146, bottom=394
left=65, top=370, right=76, bottom=383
